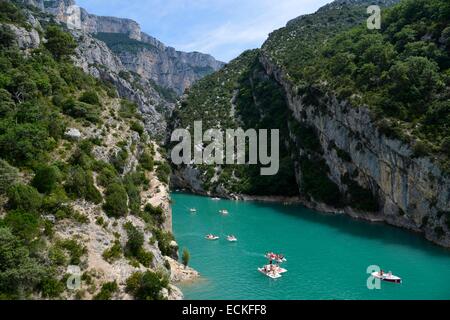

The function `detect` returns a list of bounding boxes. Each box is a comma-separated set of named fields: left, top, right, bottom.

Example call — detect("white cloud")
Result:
left=78, top=0, right=332, bottom=62
left=174, top=0, right=331, bottom=61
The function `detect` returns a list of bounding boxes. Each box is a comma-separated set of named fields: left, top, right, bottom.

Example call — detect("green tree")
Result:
left=44, top=26, right=77, bottom=61
left=0, top=159, right=18, bottom=194
left=103, top=183, right=128, bottom=217
left=0, top=25, right=15, bottom=49
left=125, top=270, right=169, bottom=300
left=79, top=90, right=101, bottom=106
left=7, top=184, right=42, bottom=213
left=32, top=165, right=60, bottom=194
left=125, top=223, right=144, bottom=257
left=93, top=281, right=118, bottom=300
left=4, top=210, right=40, bottom=242
left=139, top=151, right=154, bottom=171
left=0, top=123, right=53, bottom=165
left=0, top=228, right=46, bottom=298
left=182, top=248, right=190, bottom=268
left=65, top=166, right=102, bottom=204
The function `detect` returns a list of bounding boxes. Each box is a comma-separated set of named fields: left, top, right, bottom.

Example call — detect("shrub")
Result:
left=32, top=165, right=60, bottom=194
left=103, top=183, right=128, bottom=217
left=7, top=184, right=42, bottom=213
left=49, top=246, right=67, bottom=266
left=70, top=142, right=95, bottom=170
left=93, top=281, right=118, bottom=300
left=0, top=228, right=47, bottom=298
left=0, top=25, right=15, bottom=49
left=130, top=121, right=144, bottom=136
left=65, top=166, right=102, bottom=204
left=0, top=159, right=19, bottom=194
left=156, top=162, right=171, bottom=185
left=139, top=151, right=154, bottom=171
left=111, top=149, right=129, bottom=174
left=413, top=141, right=432, bottom=158
left=0, top=1, right=27, bottom=26
left=62, top=98, right=100, bottom=123
left=125, top=223, right=144, bottom=257
left=119, top=100, right=138, bottom=119
left=79, top=90, right=101, bottom=106
left=0, top=89, right=15, bottom=117
left=41, top=187, right=69, bottom=215
left=0, top=123, right=54, bottom=165
left=123, top=173, right=142, bottom=215
left=136, top=248, right=153, bottom=267
left=102, top=240, right=122, bottom=263
left=39, top=277, right=65, bottom=298
left=144, top=204, right=165, bottom=225
left=291, top=123, right=323, bottom=154
left=96, top=164, right=119, bottom=187
left=182, top=248, right=190, bottom=267
left=441, top=137, right=450, bottom=155
left=125, top=271, right=169, bottom=300
left=56, top=239, right=86, bottom=265
left=153, top=229, right=175, bottom=257
left=4, top=210, right=40, bottom=242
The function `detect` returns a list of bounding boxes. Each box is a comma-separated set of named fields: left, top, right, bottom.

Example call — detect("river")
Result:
left=172, top=192, right=450, bottom=300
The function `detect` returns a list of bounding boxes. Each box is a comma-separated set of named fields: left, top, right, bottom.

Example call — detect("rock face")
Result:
left=64, top=128, right=82, bottom=140
left=259, top=53, right=450, bottom=248
left=69, top=30, right=172, bottom=138
left=18, top=0, right=44, bottom=10
left=115, top=38, right=224, bottom=95
left=42, top=0, right=224, bottom=94
left=43, top=1, right=141, bottom=39
left=1, top=23, right=41, bottom=50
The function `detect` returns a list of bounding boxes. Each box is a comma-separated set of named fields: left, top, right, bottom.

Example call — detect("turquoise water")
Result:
left=172, top=192, right=450, bottom=300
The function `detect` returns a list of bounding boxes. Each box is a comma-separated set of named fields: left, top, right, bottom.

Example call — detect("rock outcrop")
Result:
left=115, top=40, right=224, bottom=95
left=1, top=23, right=40, bottom=50
left=70, top=30, right=172, bottom=138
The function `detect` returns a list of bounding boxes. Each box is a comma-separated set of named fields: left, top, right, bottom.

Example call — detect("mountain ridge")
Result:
left=23, top=0, right=225, bottom=94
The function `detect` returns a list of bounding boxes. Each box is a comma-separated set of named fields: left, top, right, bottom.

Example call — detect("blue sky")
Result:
left=77, top=0, right=332, bottom=62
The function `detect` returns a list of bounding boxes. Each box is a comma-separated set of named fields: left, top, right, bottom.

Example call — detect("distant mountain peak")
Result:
left=32, top=0, right=224, bottom=94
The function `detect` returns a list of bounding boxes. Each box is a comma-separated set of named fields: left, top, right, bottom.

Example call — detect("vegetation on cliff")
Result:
left=263, top=0, right=450, bottom=171
left=0, top=1, right=172, bottom=299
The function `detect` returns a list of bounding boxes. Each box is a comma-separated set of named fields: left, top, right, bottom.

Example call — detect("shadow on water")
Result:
left=249, top=200, right=450, bottom=259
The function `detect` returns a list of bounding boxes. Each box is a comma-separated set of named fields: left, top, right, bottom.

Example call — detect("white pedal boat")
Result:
left=263, top=265, right=287, bottom=274
left=189, top=208, right=197, bottom=213
left=219, top=210, right=229, bottom=215
left=258, top=268, right=282, bottom=279
left=227, top=235, right=237, bottom=242
left=265, top=253, right=287, bottom=263
left=371, top=272, right=402, bottom=284
left=205, top=234, right=220, bottom=241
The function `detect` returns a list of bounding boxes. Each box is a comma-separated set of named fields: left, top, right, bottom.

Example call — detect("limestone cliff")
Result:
left=72, top=30, right=173, bottom=138
left=260, top=53, right=450, bottom=248
left=42, top=0, right=224, bottom=94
